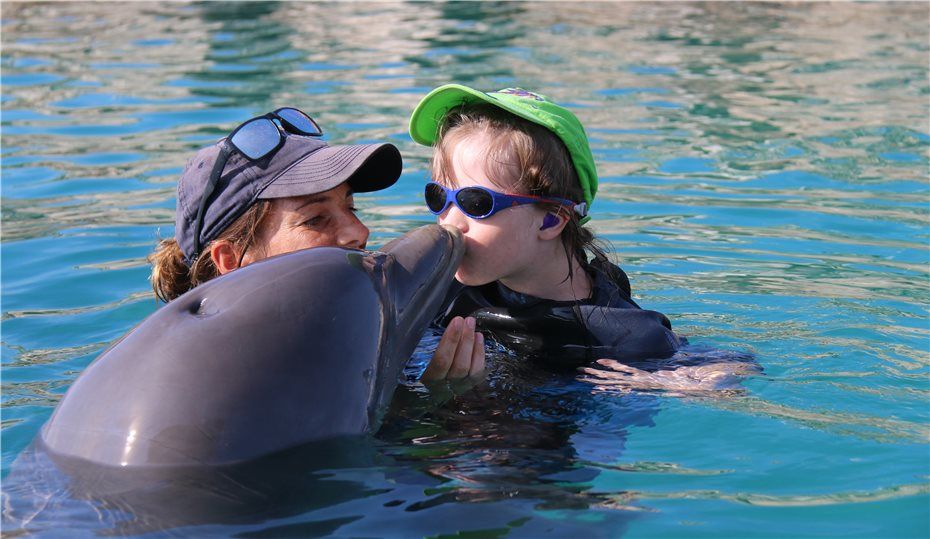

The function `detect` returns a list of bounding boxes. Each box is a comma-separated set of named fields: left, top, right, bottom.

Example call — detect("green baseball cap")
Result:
left=409, top=84, right=598, bottom=222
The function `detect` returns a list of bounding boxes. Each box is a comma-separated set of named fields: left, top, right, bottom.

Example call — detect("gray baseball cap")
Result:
left=175, top=133, right=402, bottom=265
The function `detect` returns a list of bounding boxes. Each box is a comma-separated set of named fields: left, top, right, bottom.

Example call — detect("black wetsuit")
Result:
left=435, top=259, right=681, bottom=368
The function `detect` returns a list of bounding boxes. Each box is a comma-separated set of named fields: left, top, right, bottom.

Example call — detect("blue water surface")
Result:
left=1, top=2, right=928, bottom=538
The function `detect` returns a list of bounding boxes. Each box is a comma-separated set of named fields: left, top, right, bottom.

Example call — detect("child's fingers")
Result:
left=447, top=317, right=476, bottom=379
left=579, top=376, right=635, bottom=387
left=468, top=332, right=485, bottom=377
left=578, top=366, right=609, bottom=378
left=595, top=358, right=641, bottom=374
left=422, top=317, right=462, bottom=381
left=576, top=375, right=633, bottom=392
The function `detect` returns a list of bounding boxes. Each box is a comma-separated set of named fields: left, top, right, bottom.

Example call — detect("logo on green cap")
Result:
left=496, top=88, right=546, bottom=101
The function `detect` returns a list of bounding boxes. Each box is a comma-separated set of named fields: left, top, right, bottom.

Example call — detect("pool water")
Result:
left=2, top=2, right=928, bottom=537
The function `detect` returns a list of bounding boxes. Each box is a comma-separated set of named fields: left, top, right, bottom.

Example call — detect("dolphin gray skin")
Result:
left=38, top=224, right=462, bottom=469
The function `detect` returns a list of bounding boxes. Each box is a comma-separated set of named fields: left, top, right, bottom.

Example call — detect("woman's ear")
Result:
left=210, top=241, right=243, bottom=275
left=537, top=212, right=568, bottom=240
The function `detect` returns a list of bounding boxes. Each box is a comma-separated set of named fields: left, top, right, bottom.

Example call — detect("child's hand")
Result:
left=578, top=358, right=759, bottom=396
left=421, top=316, right=486, bottom=382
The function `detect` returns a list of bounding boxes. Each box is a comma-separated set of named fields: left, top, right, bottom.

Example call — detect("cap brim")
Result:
left=409, top=84, right=560, bottom=147
left=257, top=142, right=402, bottom=200
left=409, top=84, right=502, bottom=146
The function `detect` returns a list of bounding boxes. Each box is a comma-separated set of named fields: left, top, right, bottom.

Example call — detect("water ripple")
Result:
left=622, top=482, right=930, bottom=507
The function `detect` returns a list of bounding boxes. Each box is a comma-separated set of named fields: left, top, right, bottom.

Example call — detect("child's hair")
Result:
left=148, top=200, right=272, bottom=302
left=433, top=104, right=622, bottom=285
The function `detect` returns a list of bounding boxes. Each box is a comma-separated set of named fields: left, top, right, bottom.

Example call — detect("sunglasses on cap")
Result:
left=424, top=181, right=585, bottom=220
left=192, top=107, right=323, bottom=257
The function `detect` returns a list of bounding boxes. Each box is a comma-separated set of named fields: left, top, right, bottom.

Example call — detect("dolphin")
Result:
left=37, top=224, right=462, bottom=469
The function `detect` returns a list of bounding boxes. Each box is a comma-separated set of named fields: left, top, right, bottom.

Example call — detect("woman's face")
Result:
left=434, top=134, right=548, bottom=287
left=246, top=182, right=369, bottom=263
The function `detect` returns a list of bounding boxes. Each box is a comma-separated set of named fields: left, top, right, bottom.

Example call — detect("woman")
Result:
left=149, top=107, right=402, bottom=302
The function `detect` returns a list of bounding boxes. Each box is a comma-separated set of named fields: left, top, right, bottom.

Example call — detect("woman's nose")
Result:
left=338, top=211, right=370, bottom=250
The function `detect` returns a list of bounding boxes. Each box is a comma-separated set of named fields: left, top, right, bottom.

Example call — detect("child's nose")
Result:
left=438, top=205, right=469, bottom=233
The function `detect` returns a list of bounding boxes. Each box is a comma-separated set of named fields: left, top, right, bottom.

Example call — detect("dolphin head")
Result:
left=39, top=225, right=463, bottom=469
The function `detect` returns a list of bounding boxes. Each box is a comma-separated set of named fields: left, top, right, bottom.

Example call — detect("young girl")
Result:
left=409, top=85, right=682, bottom=380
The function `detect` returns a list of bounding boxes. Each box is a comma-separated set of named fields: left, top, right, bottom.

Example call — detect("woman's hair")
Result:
left=148, top=200, right=272, bottom=302
left=433, top=104, right=620, bottom=284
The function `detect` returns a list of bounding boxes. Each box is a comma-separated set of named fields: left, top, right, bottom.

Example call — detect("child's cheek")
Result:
left=455, top=243, right=490, bottom=286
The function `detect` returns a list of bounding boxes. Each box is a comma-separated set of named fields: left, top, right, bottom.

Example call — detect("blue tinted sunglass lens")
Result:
left=456, top=188, right=494, bottom=217
left=424, top=183, right=448, bottom=213
left=276, top=108, right=322, bottom=136
left=230, top=119, right=281, bottom=159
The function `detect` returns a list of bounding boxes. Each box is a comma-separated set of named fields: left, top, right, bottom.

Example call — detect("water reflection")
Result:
left=3, top=438, right=400, bottom=536
left=380, top=355, right=654, bottom=531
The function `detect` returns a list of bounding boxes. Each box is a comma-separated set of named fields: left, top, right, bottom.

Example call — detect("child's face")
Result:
left=435, top=134, right=549, bottom=287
